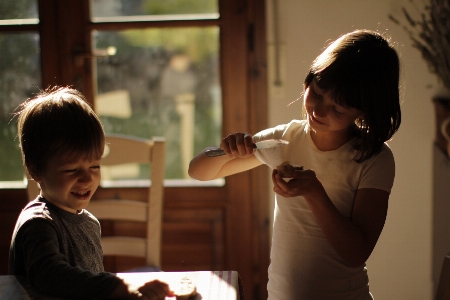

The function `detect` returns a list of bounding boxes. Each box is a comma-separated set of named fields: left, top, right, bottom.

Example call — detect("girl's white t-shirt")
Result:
left=253, top=120, right=395, bottom=300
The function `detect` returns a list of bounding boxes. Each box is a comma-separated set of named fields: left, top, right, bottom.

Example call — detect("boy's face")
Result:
left=33, top=154, right=101, bottom=214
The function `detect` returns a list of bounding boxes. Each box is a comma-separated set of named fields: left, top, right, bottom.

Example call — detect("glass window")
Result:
left=0, top=33, right=41, bottom=182
left=91, top=0, right=219, bottom=20
left=0, top=0, right=38, bottom=23
left=94, top=27, right=221, bottom=180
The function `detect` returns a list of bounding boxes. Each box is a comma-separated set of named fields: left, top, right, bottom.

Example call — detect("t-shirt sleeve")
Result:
left=253, top=127, right=277, bottom=165
left=253, top=122, right=295, bottom=167
left=358, top=144, right=396, bottom=193
left=16, top=219, right=122, bottom=299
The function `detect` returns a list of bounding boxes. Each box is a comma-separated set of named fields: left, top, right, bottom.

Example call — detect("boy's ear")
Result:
left=26, top=165, right=41, bottom=183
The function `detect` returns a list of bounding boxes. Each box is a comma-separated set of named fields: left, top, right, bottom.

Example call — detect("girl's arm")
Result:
left=272, top=169, right=388, bottom=267
left=188, top=132, right=263, bottom=180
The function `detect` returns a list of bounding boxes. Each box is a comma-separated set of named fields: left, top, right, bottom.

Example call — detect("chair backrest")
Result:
left=87, top=134, right=166, bottom=269
left=436, top=252, right=450, bottom=300
left=25, top=175, right=40, bottom=201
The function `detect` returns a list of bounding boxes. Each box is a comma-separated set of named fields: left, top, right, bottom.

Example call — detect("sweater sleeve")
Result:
left=16, top=218, right=122, bottom=299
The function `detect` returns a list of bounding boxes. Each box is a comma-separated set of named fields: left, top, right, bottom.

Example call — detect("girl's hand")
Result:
left=220, top=132, right=254, bottom=158
left=271, top=168, right=325, bottom=199
left=137, top=280, right=174, bottom=300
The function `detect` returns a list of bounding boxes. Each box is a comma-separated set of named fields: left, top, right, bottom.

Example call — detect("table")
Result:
left=0, top=271, right=243, bottom=300
left=0, top=276, right=30, bottom=299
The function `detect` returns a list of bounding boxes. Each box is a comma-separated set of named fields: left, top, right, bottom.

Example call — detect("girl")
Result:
left=188, top=29, right=401, bottom=299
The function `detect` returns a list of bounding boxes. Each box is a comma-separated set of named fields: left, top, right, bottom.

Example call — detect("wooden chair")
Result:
left=25, top=175, right=40, bottom=201
left=87, top=134, right=166, bottom=271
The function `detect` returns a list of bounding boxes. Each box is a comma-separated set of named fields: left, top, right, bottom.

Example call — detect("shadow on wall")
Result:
left=432, top=144, right=450, bottom=297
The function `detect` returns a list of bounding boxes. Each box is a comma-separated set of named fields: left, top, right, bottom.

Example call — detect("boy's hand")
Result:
left=220, top=132, right=254, bottom=158
left=137, top=280, right=174, bottom=300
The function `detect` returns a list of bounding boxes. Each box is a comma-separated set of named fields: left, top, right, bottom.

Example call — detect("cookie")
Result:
left=276, top=161, right=303, bottom=178
left=174, top=277, right=197, bottom=300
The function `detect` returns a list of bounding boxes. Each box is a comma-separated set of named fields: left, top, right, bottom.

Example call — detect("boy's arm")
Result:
left=14, top=219, right=121, bottom=299
left=107, top=279, right=174, bottom=299
left=17, top=219, right=172, bottom=300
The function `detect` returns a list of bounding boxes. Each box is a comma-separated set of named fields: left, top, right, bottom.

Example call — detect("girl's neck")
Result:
left=310, top=125, right=357, bottom=151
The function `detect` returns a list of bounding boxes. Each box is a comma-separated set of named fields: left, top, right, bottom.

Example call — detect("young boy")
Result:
left=9, top=87, right=173, bottom=299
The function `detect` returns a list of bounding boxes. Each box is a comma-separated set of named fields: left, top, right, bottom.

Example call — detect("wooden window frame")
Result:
left=0, top=1, right=269, bottom=299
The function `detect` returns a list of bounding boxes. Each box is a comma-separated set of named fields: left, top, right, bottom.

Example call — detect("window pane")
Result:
left=94, top=27, right=221, bottom=180
left=0, top=0, right=38, bottom=20
left=0, top=33, right=41, bottom=181
left=91, top=0, right=218, bottom=18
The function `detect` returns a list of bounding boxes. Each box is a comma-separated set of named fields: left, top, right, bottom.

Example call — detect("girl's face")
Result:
left=304, top=78, right=363, bottom=135
left=33, top=154, right=101, bottom=213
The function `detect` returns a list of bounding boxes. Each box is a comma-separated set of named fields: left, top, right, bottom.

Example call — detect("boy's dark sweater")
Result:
left=9, top=197, right=122, bottom=299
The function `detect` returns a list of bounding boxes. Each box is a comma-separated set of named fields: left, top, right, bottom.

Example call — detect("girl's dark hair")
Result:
left=304, top=29, right=401, bottom=162
left=17, top=86, right=105, bottom=176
